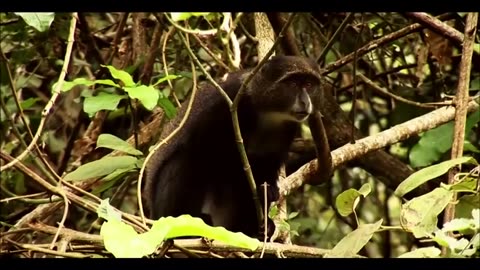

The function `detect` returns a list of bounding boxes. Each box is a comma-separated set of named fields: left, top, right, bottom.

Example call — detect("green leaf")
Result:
left=124, top=85, right=160, bottom=111
left=64, top=156, right=138, bottom=181
left=464, top=141, right=480, bottom=153
left=268, top=204, right=279, bottom=219
left=20, top=98, right=40, bottom=109
left=170, top=12, right=210, bottom=22
left=96, top=134, right=143, bottom=156
left=450, top=176, right=478, bottom=192
left=83, top=92, right=126, bottom=117
left=456, top=194, right=480, bottom=219
left=288, top=211, right=299, bottom=220
left=101, top=219, right=163, bottom=258
left=97, top=198, right=121, bottom=221
left=397, top=247, right=441, bottom=258
left=432, top=230, right=470, bottom=251
left=471, top=77, right=480, bottom=90
left=100, top=214, right=260, bottom=258
left=91, top=168, right=130, bottom=196
left=161, top=215, right=260, bottom=249
left=324, top=219, right=383, bottom=258
left=400, top=187, right=454, bottom=238
left=395, top=156, right=478, bottom=197
left=409, top=110, right=480, bottom=168
left=442, top=218, right=477, bottom=233
left=158, top=97, right=177, bottom=119
left=54, top=78, right=120, bottom=93
left=101, top=65, right=136, bottom=87
left=15, top=12, right=55, bottom=32
left=357, top=183, right=372, bottom=197
left=336, top=183, right=371, bottom=217
left=54, top=78, right=95, bottom=92
left=153, top=74, right=182, bottom=87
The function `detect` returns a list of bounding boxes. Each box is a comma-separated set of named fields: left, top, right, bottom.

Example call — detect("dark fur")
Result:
left=143, top=56, right=322, bottom=237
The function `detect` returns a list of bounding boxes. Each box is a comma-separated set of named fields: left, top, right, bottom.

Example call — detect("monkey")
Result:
left=143, top=55, right=332, bottom=239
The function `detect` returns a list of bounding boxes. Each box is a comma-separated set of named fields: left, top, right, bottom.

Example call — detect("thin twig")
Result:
left=160, top=26, right=182, bottom=107
left=321, top=13, right=452, bottom=76
left=137, top=29, right=199, bottom=226
left=358, top=73, right=441, bottom=109
left=106, top=12, right=129, bottom=64
left=316, top=13, right=354, bottom=63
left=442, top=13, right=478, bottom=254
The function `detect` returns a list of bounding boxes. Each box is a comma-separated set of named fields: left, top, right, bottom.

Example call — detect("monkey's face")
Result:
left=258, top=74, right=318, bottom=123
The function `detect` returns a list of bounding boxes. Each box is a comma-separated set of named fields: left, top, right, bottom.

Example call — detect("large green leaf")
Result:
left=153, top=74, right=182, bottom=87
left=101, top=65, right=136, bottom=87
left=100, top=213, right=260, bottom=258
left=409, top=110, right=480, bottom=168
left=15, top=13, right=55, bottom=32
left=395, top=156, right=477, bottom=197
left=83, top=92, right=126, bottom=117
left=96, top=134, right=143, bottom=156
left=158, top=97, right=177, bottom=119
left=400, top=188, right=454, bottom=238
left=64, top=156, right=138, bottom=181
left=124, top=85, right=160, bottom=111
left=456, top=194, right=480, bottom=219
left=324, top=219, right=383, bottom=258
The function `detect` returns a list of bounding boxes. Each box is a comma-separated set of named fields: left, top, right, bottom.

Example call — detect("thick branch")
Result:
left=280, top=101, right=479, bottom=196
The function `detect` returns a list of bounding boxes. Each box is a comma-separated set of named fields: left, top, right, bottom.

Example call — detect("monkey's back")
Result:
left=144, top=71, right=263, bottom=235
left=144, top=59, right=305, bottom=237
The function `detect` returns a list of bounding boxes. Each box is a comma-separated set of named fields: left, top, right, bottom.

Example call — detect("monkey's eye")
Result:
left=303, top=82, right=313, bottom=90
left=289, top=81, right=297, bottom=88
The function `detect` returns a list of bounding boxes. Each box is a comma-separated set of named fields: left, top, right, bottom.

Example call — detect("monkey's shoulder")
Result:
left=145, top=72, right=246, bottom=176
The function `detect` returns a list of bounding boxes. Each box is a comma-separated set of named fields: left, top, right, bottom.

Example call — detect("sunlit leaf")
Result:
left=324, top=219, right=382, bottom=258
left=54, top=78, right=95, bottom=92
left=54, top=78, right=120, bottom=93
left=96, top=134, right=143, bottom=156
left=124, top=85, right=160, bottom=111
left=101, top=65, right=136, bottom=87
left=153, top=74, right=182, bottom=87
left=336, top=183, right=371, bottom=217
left=83, top=92, right=126, bottom=117
left=100, top=214, right=260, bottom=258
left=15, top=12, right=55, bottom=32
left=450, top=176, right=478, bottom=191
left=395, top=156, right=477, bottom=197
left=101, top=219, right=163, bottom=258
left=64, top=156, right=138, bottom=181
left=442, top=218, right=477, bottom=233
left=400, top=188, right=454, bottom=238
left=97, top=198, right=121, bottom=221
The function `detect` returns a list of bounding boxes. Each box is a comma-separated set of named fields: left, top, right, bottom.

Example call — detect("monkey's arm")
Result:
left=306, top=111, right=333, bottom=185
